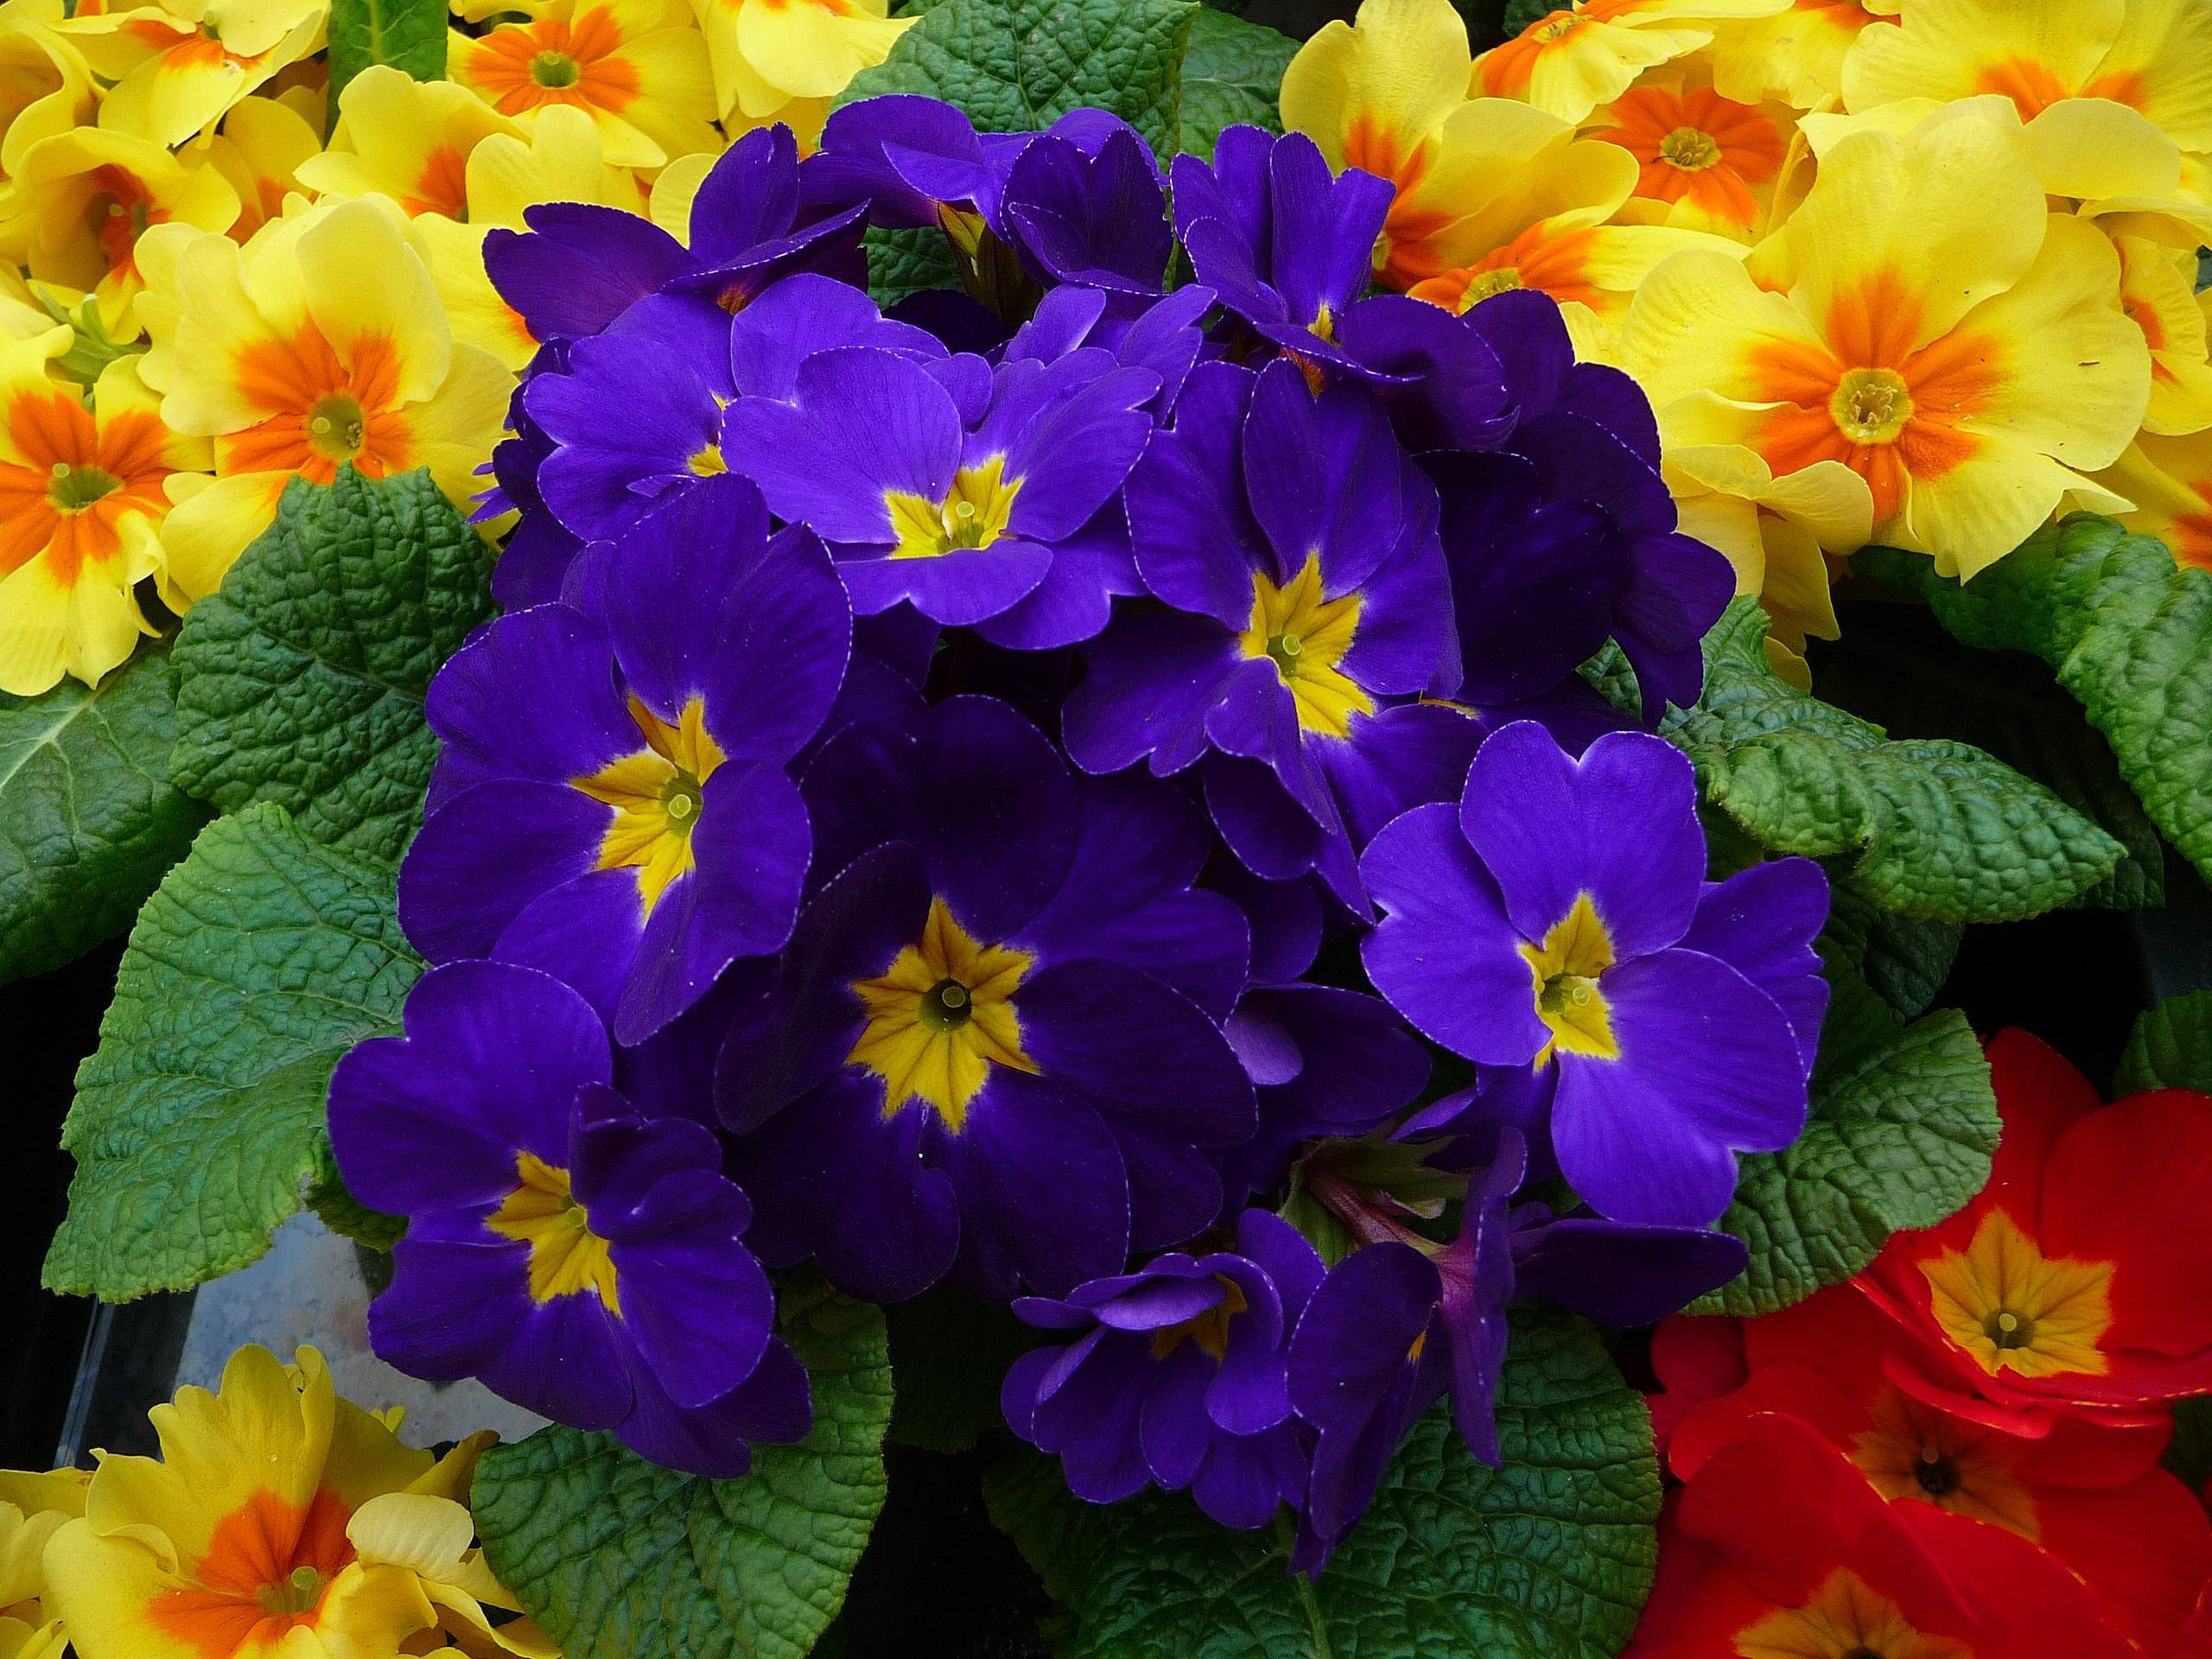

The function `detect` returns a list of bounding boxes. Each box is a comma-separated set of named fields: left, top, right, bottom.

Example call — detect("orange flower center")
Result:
left=469, top=9, right=641, bottom=117
left=149, top=1487, right=354, bottom=1659
left=0, top=388, right=172, bottom=582
left=219, top=325, right=415, bottom=486
left=91, top=165, right=158, bottom=276
left=1828, top=367, right=1914, bottom=446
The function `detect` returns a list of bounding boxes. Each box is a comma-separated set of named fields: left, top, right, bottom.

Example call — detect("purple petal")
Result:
left=1551, top=949, right=1810, bottom=1226
left=938, top=1069, right=1130, bottom=1300
left=1359, top=802, right=1544, bottom=1063
left=399, top=780, right=608, bottom=963
left=1681, top=860, right=1831, bottom=1075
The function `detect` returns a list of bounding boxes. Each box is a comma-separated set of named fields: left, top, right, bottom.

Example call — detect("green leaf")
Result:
left=2114, top=989, right=2212, bottom=1096
left=169, top=467, right=495, bottom=866
left=885, top=1287, right=1035, bottom=1453
left=0, top=649, right=208, bottom=986
left=1858, top=517, right=2212, bottom=891
left=475, top=1275, right=893, bottom=1659
left=1691, top=969, right=1999, bottom=1317
left=1812, top=604, right=2163, bottom=910
left=327, top=0, right=446, bottom=99
left=837, top=0, right=1202, bottom=156
left=1176, top=8, right=1295, bottom=159
left=305, top=1132, right=408, bottom=1251
left=42, top=804, right=421, bottom=1300
left=988, top=1306, right=1659, bottom=1659
left=865, top=225, right=963, bottom=308
left=1641, top=599, right=2123, bottom=922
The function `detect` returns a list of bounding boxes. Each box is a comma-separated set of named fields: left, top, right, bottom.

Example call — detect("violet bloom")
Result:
left=1286, top=1131, right=1743, bottom=1562
left=1004, top=1211, right=1324, bottom=1529
left=1171, top=127, right=1510, bottom=448
left=1359, top=721, right=1826, bottom=1227
left=484, top=121, right=864, bottom=346
left=1211, top=862, right=1430, bottom=1214
left=997, top=120, right=1171, bottom=296
left=402, top=475, right=849, bottom=1044
left=1064, top=359, right=1479, bottom=911
left=1428, top=289, right=1734, bottom=715
left=721, top=340, right=1159, bottom=630
left=328, top=961, right=809, bottom=1478
left=525, top=275, right=944, bottom=543
left=717, top=697, right=1255, bottom=1304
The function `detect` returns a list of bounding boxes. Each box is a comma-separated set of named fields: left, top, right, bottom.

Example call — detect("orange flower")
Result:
left=2101, top=430, right=2212, bottom=571
left=1471, top=0, right=1791, bottom=123
left=1592, top=79, right=1788, bottom=239
left=0, top=344, right=203, bottom=693
left=450, top=0, right=717, bottom=168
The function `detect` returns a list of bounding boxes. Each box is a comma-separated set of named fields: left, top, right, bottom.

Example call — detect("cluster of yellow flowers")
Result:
left=0, top=1345, right=545, bottom=1659
left=1284, top=0, right=2212, bottom=680
left=0, top=0, right=910, bottom=696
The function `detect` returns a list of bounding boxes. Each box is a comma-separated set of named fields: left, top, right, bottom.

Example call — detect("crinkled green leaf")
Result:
left=0, top=649, right=208, bottom=986
left=2114, top=989, right=2212, bottom=1096
left=865, top=225, right=962, bottom=308
left=1691, top=965, right=1998, bottom=1317
left=475, top=1276, right=892, bottom=1659
left=885, top=1287, right=1035, bottom=1454
left=1177, top=8, right=1294, bottom=158
left=1858, top=517, right=2212, bottom=889
left=43, top=804, right=420, bottom=1300
left=305, top=1131, right=408, bottom=1251
left=328, top=0, right=445, bottom=99
left=987, top=1306, right=1658, bottom=1659
left=1814, top=604, right=2163, bottom=910
left=1625, top=599, right=2122, bottom=922
left=169, top=467, right=494, bottom=865
left=838, top=0, right=1200, bottom=156
left=1820, top=891, right=1961, bottom=1022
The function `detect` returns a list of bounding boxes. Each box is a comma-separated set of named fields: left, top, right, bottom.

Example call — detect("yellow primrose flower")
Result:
left=204, top=90, right=321, bottom=241
left=0, top=126, right=239, bottom=332
left=2101, top=431, right=2212, bottom=571
left=0, top=0, right=98, bottom=181
left=1841, top=0, right=2212, bottom=158
left=135, top=196, right=512, bottom=605
left=2114, top=235, right=2212, bottom=437
left=1663, top=444, right=1865, bottom=685
left=1469, top=0, right=1791, bottom=124
left=409, top=104, right=650, bottom=369
left=450, top=0, right=715, bottom=169
left=1702, top=0, right=1893, bottom=111
left=1588, top=69, right=1792, bottom=239
left=1618, top=115, right=2146, bottom=579
left=41, top=1344, right=548, bottom=1659
left=1283, top=0, right=1734, bottom=315
left=0, top=340, right=205, bottom=694
left=296, top=65, right=522, bottom=219
left=0, top=1467, right=86, bottom=1659
left=54, top=0, right=327, bottom=149
left=690, top=0, right=909, bottom=125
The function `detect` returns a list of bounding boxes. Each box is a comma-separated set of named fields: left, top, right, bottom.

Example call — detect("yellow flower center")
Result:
left=1918, top=1210, right=2114, bottom=1379
left=570, top=694, right=726, bottom=916
left=848, top=898, right=1039, bottom=1131
left=1531, top=11, right=1580, bottom=41
left=688, top=444, right=728, bottom=477
left=45, top=460, right=123, bottom=514
left=1658, top=126, right=1721, bottom=170
left=1519, top=893, right=1619, bottom=1065
left=258, top=1564, right=330, bottom=1616
left=886, top=455, right=1024, bottom=560
left=486, top=1151, right=623, bottom=1313
left=1240, top=554, right=1372, bottom=739
left=1847, top=1387, right=2040, bottom=1537
left=1733, top=1567, right=1968, bottom=1659
left=1828, top=367, right=1914, bottom=446
left=1150, top=1276, right=1250, bottom=1362
left=531, top=48, right=581, bottom=87
left=306, top=393, right=367, bottom=461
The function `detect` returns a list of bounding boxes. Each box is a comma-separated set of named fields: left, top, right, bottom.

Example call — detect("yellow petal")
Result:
left=296, top=198, right=452, bottom=409
left=1840, top=0, right=2122, bottom=113
left=1280, top=0, right=1473, bottom=174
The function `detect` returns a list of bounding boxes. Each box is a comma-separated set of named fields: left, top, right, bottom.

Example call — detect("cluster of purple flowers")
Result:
left=327, top=99, right=1829, bottom=1562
